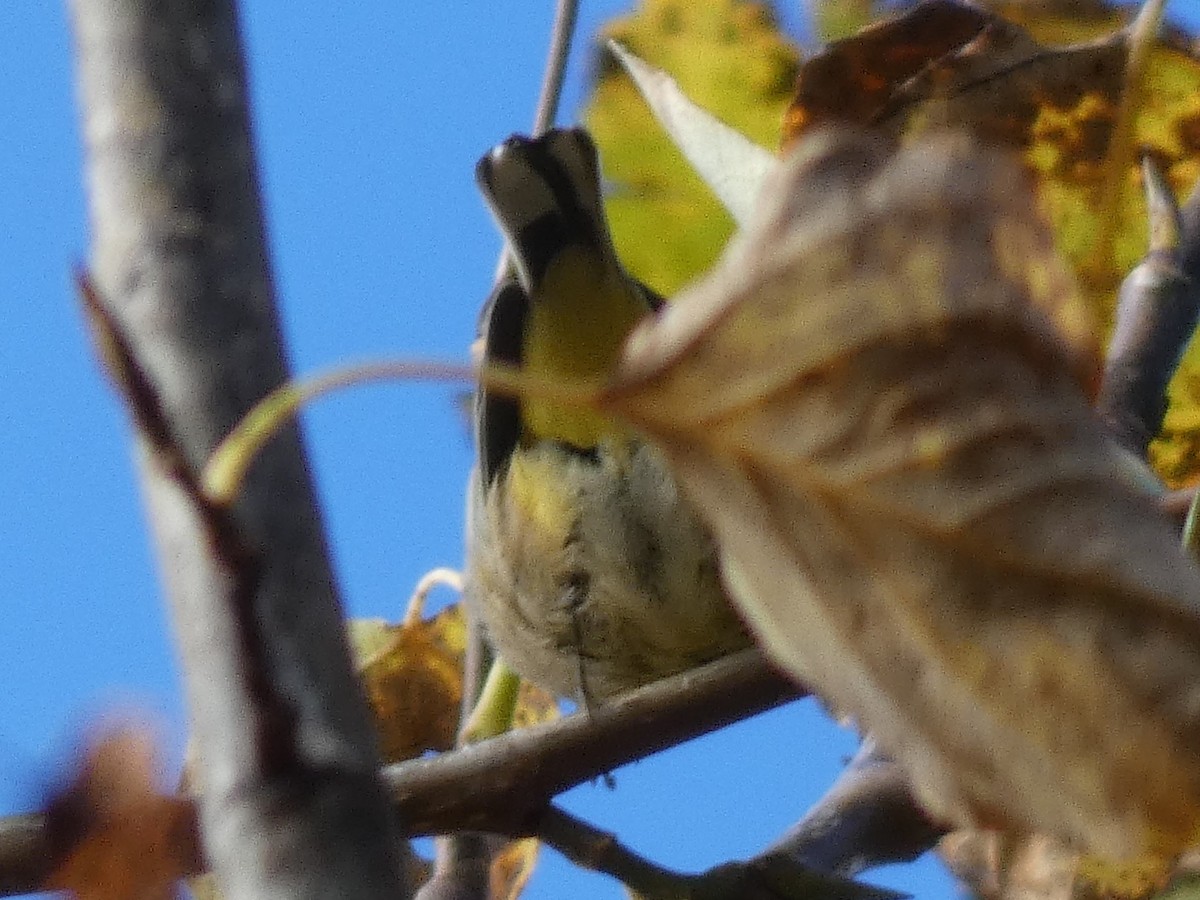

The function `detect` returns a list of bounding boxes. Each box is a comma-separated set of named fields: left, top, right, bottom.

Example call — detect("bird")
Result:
left=466, top=127, right=751, bottom=705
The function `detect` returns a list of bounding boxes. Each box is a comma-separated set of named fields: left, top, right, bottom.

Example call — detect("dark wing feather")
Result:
left=476, top=278, right=529, bottom=486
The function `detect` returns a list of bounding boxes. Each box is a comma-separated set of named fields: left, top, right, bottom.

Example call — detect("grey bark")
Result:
left=68, top=1, right=409, bottom=897
left=1099, top=158, right=1200, bottom=456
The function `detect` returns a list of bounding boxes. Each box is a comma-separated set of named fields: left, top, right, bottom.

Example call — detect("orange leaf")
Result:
left=45, top=727, right=195, bottom=900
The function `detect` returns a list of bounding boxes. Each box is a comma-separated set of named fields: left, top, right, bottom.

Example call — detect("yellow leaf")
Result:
left=586, top=0, right=799, bottom=295
left=355, top=606, right=467, bottom=764
left=490, top=836, right=540, bottom=900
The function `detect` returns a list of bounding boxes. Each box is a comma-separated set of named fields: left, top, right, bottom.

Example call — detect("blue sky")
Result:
left=5, top=3, right=1199, bottom=899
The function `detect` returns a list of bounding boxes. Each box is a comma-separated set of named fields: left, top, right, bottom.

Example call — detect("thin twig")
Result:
left=403, top=568, right=464, bottom=629
left=434, top=5, right=578, bottom=893
left=536, top=806, right=687, bottom=895
left=536, top=805, right=907, bottom=899
left=491, top=0, right=579, bottom=288
left=532, top=0, right=580, bottom=136
left=766, top=739, right=945, bottom=876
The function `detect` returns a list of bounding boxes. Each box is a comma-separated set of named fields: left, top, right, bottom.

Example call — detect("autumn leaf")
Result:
left=781, top=0, right=996, bottom=143
left=44, top=727, right=196, bottom=900
left=491, top=836, right=540, bottom=900
left=600, top=128, right=1200, bottom=860
left=585, top=0, right=799, bottom=295
left=940, top=830, right=1177, bottom=899
left=350, top=588, right=556, bottom=896
left=778, top=0, right=1200, bottom=482
left=352, top=607, right=467, bottom=763
left=784, top=0, right=1127, bottom=353
left=609, top=41, right=776, bottom=228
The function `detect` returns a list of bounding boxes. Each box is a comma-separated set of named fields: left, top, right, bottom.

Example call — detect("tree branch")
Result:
left=534, top=806, right=907, bottom=899
left=0, top=649, right=798, bottom=895
left=1098, top=157, right=1200, bottom=456
left=765, top=738, right=946, bottom=876
left=0, top=642, right=955, bottom=897
left=387, top=648, right=801, bottom=836
left=68, top=1, right=407, bottom=897
left=535, top=805, right=690, bottom=895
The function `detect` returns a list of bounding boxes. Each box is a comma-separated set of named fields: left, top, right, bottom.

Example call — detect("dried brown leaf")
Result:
left=601, top=128, right=1200, bottom=860
left=351, top=604, right=555, bottom=896
left=355, top=607, right=467, bottom=763
left=782, top=1, right=1200, bottom=387
left=782, top=0, right=994, bottom=140
left=940, top=831, right=1175, bottom=900
left=44, top=727, right=195, bottom=900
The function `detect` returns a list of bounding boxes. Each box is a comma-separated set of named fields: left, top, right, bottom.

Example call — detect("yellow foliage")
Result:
left=584, top=0, right=799, bottom=295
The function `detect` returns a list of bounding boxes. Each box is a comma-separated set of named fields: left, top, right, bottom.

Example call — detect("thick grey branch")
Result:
left=68, top=1, right=407, bottom=898
left=0, top=816, right=51, bottom=897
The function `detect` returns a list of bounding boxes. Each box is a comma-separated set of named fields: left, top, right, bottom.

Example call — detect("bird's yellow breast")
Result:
left=520, top=244, right=649, bottom=450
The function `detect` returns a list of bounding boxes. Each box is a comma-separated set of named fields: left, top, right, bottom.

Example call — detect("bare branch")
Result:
left=68, top=1, right=407, bottom=898
left=0, top=649, right=797, bottom=895
left=489, top=0, right=579, bottom=290
left=388, top=649, right=801, bottom=836
left=536, top=805, right=687, bottom=895
left=531, top=0, right=580, bottom=136
left=766, top=739, right=946, bottom=877
left=535, top=806, right=906, bottom=899
left=1098, top=158, right=1200, bottom=456
left=0, top=648, right=952, bottom=896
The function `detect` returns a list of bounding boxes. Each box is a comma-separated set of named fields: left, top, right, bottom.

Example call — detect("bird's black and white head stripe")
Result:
left=476, top=128, right=610, bottom=291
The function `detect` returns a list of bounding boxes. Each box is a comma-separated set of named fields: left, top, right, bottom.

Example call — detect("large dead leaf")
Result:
left=780, top=0, right=1200, bottom=483
left=599, top=128, right=1200, bottom=860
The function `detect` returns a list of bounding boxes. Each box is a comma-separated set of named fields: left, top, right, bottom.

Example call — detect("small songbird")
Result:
left=466, top=127, right=750, bottom=704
